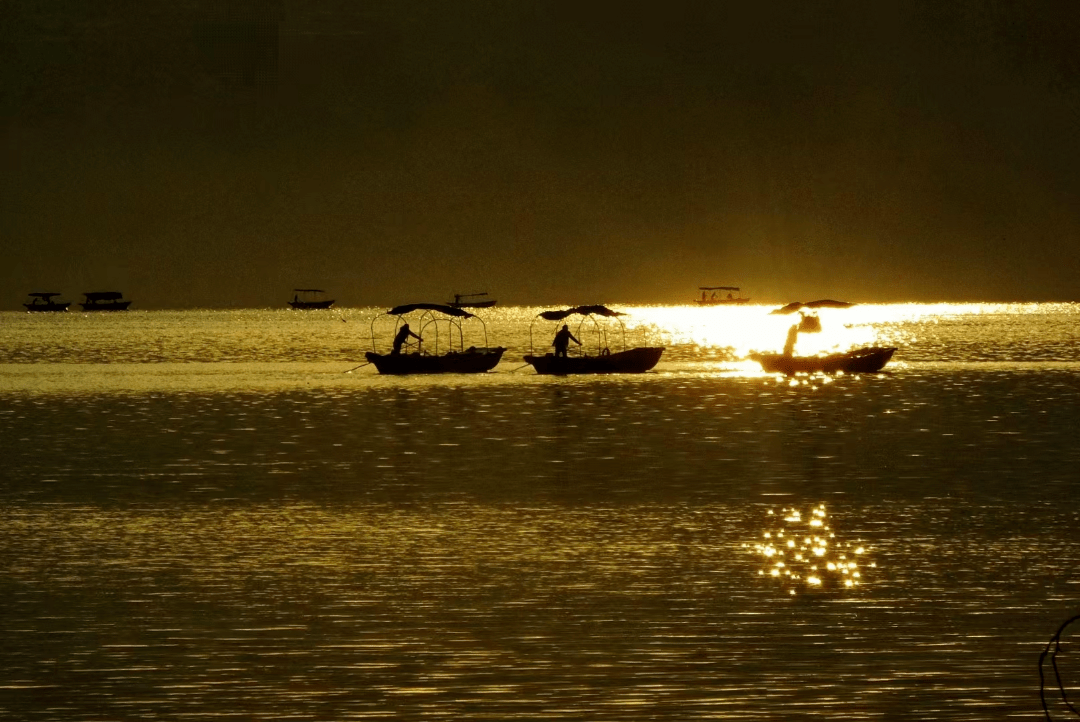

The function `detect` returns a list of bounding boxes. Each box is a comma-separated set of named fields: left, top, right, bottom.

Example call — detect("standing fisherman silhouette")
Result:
left=552, top=324, right=581, bottom=358
left=782, top=323, right=800, bottom=358
left=392, top=323, right=422, bottom=355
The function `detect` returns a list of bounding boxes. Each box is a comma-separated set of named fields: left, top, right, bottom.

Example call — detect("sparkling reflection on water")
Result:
left=2, top=304, right=1080, bottom=720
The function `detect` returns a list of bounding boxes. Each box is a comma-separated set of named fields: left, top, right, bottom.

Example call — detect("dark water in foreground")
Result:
left=2, top=304, right=1079, bottom=720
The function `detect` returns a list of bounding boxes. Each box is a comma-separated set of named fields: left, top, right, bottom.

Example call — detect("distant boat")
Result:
left=770, top=299, right=855, bottom=315
left=288, top=289, right=335, bottom=310
left=523, top=305, right=665, bottom=375
left=80, top=292, right=132, bottom=311
left=447, top=292, right=497, bottom=309
left=364, top=302, right=505, bottom=375
left=749, top=347, right=897, bottom=375
left=696, top=286, right=750, bottom=305
left=23, top=292, right=71, bottom=312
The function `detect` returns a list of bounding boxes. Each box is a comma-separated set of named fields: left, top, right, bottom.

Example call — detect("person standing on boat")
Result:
left=783, top=323, right=799, bottom=358
left=392, top=323, right=422, bottom=355
left=553, top=324, right=581, bottom=358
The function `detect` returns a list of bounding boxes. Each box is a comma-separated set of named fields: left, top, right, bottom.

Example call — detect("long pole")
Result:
left=343, top=362, right=371, bottom=373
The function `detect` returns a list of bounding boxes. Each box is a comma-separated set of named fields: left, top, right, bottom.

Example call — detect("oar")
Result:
left=343, top=362, right=371, bottom=373
left=506, top=362, right=533, bottom=373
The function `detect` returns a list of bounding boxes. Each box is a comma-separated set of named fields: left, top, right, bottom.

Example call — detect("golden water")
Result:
left=2, top=304, right=1079, bottom=719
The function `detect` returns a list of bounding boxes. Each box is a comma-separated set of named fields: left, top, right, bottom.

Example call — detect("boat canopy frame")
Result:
left=370, top=303, right=491, bottom=356
left=528, top=305, right=630, bottom=357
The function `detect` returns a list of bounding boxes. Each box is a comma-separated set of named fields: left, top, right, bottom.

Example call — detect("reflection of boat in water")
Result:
left=771, top=299, right=854, bottom=314
left=523, top=305, right=665, bottom=375
left=288, top=289, right=335, bottom=310
left=749, top=347, right=897, bottom=375
left=696, top=286, right=750, bottom=305
left=447, top=292, right=497, bottom=309
left=24, top=292, right=71, bottom=312
left=80, top=292, right=132, bottom=311
left=364, top=303, right=505, bottom=375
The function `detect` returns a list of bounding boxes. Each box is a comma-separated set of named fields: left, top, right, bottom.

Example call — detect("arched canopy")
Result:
left=770, top=299, right=854, bottom=315
left=387, top=303, right=475, bottom=318
left=538, top=305, right=626, bottom=321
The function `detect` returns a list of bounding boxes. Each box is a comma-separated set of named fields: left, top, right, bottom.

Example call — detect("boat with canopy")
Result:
left=522, top=305, right=664, bottom=374
left=80, top=292, right=132, bottom=311
left=696, top=286, right=750, bottom=305
left=364, top=303, right=505, bottom=374
left=23, top=292, right=71, bottom=312
left=447, top=291, right=497, bottom=309
left=749, top=347, right=897, bottom=375
left=288, top=289, right=335, bottom=310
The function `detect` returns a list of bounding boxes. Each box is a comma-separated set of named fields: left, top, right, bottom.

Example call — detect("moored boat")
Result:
left=289, top=289, right=335, bottom=310
left=447, top=292, right=497, bottom=309
left=523, top=305, right=665, bottom=375
left=696, top=286, right=750, bottom=305
left=364, top=302, right=505, bottom=375
left=80, top=292, right=132, bottom=311
left=749, top=346, right=897, bottom=375
left=23, top=292, right=71, bottom=312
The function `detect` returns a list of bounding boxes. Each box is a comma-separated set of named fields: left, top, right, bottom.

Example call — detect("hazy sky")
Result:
left=4, top=1, right=1080, bottom=308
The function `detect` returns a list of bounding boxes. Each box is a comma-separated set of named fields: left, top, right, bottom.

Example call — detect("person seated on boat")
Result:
left=553, top=324, right=581, bottom=358
left=783, top=323, right=799, bottom=358
left=726, top=292, right=734, bottom=300
left=701, top=290, right=708, bottom=301
left=392, top=323, right=422, bottom=355
left=711, top=291, right=718, bottom=300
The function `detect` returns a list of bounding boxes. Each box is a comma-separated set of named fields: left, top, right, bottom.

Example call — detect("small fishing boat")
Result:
left=23, top=292, right=71, bottom=312
left=80, top=292, right=132, bottom=311
left=364, top=303, right=505, bottom=374
left=447, top=292, right=497, bottom=309
left=696, top=286, right=750, bottom=305
left=523, top=305, right=665, bottom=375
left=288, top=289, right=335, bottom=310
left=749, top=347, right=897, bottom=375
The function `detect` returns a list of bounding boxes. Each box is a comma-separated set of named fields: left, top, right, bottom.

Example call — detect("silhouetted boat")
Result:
left=770, top=299, right=854, bottom=314
left=288, top=289, right=335, bottom=310
left=749, top=347, right=897, bottom=375
left=364, top=303, right=505, bottom=375
left=23, top=292, right=71, bottom=312
left=447, top=292, right=497, bottom=309
left=80, top=292, right=131, bottom=311
left=696, top=286, right=750, bottom=305
left=523, top=305, right=665, bottom=375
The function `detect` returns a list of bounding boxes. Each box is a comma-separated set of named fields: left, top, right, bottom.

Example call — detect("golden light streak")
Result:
left=748, top=503, right=874, bottom=596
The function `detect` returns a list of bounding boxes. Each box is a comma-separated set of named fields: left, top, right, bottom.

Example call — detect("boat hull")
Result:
left=448, top=299, right=497, bottom=309
left=24, top=303, right=71, bottom=312
left=365, top=348, right=506, bottom=375
left=80, top=301, right=132, bottom=312
left=523, top=347, right=665, bottom=375
left=695, top=298, right=749, bottom=305
left=750, top=347, right=897, bottom=375
left=289, top=300, right=336, bottom=310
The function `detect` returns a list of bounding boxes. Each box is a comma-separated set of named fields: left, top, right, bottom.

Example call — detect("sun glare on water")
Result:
left=745, top=503, right=874, bottom=596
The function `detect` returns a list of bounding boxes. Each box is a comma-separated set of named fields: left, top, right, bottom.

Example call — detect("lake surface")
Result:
left=2, top=303, right=1079, bottom=720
